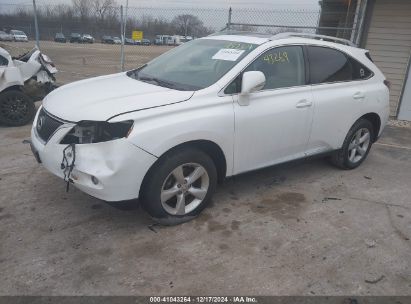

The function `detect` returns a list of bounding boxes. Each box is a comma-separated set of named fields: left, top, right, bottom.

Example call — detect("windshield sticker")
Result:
left=225, top=42, right=256, bottom=51
left=263, top=52, right=290, bottom=64
left=212, top=49, right=245, bottom=61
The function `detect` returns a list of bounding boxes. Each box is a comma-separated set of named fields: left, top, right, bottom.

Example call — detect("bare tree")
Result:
left=72, top=0, right=90, bottom=21
left=172, top=14, right=202, bottom=37
left=92, top=0, right=116, bottom=21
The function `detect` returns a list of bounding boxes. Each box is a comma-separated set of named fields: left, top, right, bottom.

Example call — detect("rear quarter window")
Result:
left=307, top=46, right=372, bottom=84
left=0, top=55, right=8, bottom=66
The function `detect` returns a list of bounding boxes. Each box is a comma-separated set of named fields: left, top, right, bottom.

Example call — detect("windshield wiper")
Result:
left=126, top=65, right=147, bottom=79
left=139, top=76, right=178, bottom=89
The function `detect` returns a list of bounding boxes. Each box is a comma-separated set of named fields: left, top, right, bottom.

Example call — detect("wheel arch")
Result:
left=139, top=139, right=227, bottom=197
left=359, top=112, right=381, bottom=142
left=2, top=85, right=22, bottom=93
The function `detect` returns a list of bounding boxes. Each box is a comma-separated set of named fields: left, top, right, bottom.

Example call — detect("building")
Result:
left=319, top=0, right=411, bottom=120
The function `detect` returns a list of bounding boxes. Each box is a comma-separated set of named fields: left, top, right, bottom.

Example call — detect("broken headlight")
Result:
left=61, top=120, right=134, bottom=144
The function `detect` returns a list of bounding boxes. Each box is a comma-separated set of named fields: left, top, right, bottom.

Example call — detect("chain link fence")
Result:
left=0, top=2, right=362, bottom=85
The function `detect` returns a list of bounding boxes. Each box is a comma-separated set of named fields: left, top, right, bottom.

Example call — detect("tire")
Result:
left=0, top=90, right=35, bottom=127
left=140, top=148, right=217, bottom=225
left=330, top=118, right=374, bottom=170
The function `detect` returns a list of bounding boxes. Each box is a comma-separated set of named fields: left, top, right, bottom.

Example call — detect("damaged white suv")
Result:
left=30, top=32, right=390, bottom=224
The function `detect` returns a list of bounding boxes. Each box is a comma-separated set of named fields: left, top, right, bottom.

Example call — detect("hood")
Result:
left=43, top=73, right=194, bottom=122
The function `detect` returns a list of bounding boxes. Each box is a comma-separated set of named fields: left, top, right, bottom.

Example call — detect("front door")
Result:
left=233, top=45, right=313, bottom=174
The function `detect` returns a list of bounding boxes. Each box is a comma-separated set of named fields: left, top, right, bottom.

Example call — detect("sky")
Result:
left=0, top=0, right=320, bottom=10
left=0, top=0, right=321, bottom=30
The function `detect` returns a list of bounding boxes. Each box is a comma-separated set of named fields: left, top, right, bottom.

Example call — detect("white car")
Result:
left=30, top=32, right=390, bottom=224
left=0, top=47, right=57, bottom=126
left=10, top=30, right=28, bottom=42
left=112, top=37, right=122, bottom=44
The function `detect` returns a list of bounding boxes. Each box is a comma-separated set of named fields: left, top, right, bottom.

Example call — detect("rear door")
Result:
left=306, top=46, right=372, bottom=155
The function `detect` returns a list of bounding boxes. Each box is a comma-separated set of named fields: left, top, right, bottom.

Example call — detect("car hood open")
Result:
left=42, top=73, right=194, bottom=122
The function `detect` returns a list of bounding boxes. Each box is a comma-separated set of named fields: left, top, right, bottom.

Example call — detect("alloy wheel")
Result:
left=348, top=128, right=371, bottom=163
left=160, top=163, right=210, bottom=216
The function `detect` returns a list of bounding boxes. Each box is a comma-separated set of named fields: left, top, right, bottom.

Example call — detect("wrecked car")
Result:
left=0, top=47, right=57, bottom=126
left=30, top=32, right=389, bottom=224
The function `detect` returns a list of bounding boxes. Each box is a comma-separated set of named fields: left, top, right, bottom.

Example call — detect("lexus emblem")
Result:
left=37, top=116, right=45, bottom=130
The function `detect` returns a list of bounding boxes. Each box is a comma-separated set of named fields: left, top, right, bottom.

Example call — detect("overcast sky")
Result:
left=1, top=0, right=320, bottom=10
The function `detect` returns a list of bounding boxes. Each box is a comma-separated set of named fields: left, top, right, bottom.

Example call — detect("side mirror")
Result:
left=241, top=71, right=266, bottom=94
left=238, top=71, right=266, bottom=106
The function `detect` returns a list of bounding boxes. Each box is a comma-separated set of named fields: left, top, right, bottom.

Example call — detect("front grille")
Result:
left=36, top=108, right=64, bottom=142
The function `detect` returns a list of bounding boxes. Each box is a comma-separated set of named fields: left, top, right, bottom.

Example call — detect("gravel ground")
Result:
left=0, top=121, right=410, bottom=295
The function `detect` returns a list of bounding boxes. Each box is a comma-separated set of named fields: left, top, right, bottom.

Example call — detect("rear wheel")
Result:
left=0, top=90, right=35, bottom=126
left=140, top=148, right=217, bottom=225
left=331, top=119, right=374, bottom=169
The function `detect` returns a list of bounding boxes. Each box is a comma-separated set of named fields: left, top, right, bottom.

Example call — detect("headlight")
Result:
left=61, top=120, right=134, bottom=144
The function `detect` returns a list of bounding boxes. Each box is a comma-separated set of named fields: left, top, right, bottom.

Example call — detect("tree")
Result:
left=92, top=0, right=116, bottom=21
left=171, top=14, right=203, bottom=37
left=72, top=0, right=90, bottom=21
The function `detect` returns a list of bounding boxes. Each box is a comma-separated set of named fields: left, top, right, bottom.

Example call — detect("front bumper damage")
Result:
left=30, top=112, right=158, bottom=202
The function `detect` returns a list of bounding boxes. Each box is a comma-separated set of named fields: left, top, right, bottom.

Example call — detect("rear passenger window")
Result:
left=308, top=46, right=373, bottom=84
left=0, top=55, right=8, bottom=66
left=308, top=46, right=352, bottom=83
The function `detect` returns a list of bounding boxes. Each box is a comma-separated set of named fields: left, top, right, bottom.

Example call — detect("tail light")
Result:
left=384, top=80, right=391, bottom=89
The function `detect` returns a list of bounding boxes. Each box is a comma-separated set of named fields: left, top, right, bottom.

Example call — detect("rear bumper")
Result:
left=30, top=112, right=157, bottom=202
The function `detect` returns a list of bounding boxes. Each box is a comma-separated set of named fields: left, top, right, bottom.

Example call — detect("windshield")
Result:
left=12, top=30, right=25, bottom=35
left=128, top=39, right=257, bottom=91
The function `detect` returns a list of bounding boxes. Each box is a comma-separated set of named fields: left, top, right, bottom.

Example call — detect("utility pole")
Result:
left=227, top=7, right=232, bottom=30
left=120, top=5, right=125, bottom=71
left=33, top=0, right=40, bottom=49
left=124, top=0, right=129, bottom=38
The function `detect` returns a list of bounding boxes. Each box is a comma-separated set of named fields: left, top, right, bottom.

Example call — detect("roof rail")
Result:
left=270, top=32, right=356, bottom=47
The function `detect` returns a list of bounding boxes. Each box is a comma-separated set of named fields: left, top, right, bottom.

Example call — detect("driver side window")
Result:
left=225, top=46, right=306, bottom=94
left=246, top=46, right=306, bottom=91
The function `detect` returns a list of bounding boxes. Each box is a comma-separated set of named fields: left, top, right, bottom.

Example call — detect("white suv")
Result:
left=10, top=30, right=28, bottom=42
left=30, top=32, right=390, bottom=224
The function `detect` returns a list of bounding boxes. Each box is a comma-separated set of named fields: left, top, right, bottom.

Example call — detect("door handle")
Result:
left=353, top=92, right=365, bottom=100
left=296, top=100, right=313, bottom=108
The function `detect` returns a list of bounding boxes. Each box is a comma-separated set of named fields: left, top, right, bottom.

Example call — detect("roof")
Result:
left=206, top=31, right=357, bottom=47
left=204, top=33, right=270, bottom=45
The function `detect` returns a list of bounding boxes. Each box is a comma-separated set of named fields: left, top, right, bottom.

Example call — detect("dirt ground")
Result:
left=0, top=41, right=411, bottom=296
left=0, top=119, right=410, bottom=295
left=1, top=41, right=172, bottom=84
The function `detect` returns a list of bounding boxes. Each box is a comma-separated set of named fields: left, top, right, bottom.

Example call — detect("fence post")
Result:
left=124, top=0, right=128, bottom=42
left=354, top=0, right=368, bottom=46
left=32, top=0, right=40, bottom=49
left=120, top=5, right=125, bottom=72
left=227, top=7, right=232, bottom=30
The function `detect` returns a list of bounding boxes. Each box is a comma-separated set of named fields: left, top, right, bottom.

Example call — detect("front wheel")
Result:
left=0, top=90, right=35, bottom=126
left=140, top=148, right=217, bottom=225
left=330, top=119, right=374, bottom=170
